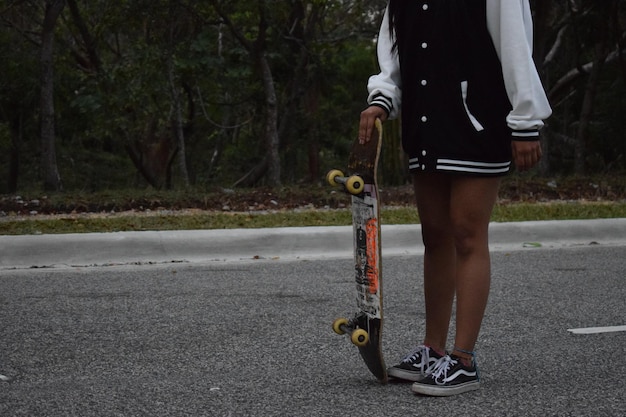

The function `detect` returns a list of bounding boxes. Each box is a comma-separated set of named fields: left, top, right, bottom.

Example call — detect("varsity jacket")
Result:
left=367, top=0, right=552, bottom=175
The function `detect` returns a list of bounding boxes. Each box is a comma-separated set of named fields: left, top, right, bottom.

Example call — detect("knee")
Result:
left=452, top=221, right=488, bottom=256
left=421, top=222, right=454, bottom=250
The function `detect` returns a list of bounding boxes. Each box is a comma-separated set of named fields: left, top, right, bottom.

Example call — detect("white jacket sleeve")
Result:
left=486, top=0, right=552, bottom=139
left=367, top=6, right=402, bottom=120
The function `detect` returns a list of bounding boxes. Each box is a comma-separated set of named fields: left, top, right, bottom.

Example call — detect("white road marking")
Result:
left=567, top=325, right=626, bottom=334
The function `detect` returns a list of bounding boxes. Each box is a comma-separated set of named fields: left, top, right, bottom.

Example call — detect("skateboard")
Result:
left=327, top=118, right=387, bottom=383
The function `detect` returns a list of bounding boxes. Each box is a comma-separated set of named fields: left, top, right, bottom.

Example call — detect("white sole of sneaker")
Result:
left=387, top=368, right=425, bottom=382
left=411, top=380, right=480, bottom=397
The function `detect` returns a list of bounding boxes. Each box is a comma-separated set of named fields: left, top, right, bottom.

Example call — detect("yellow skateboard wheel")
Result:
left=345, top=175, right=364, bottom=195
left=332, top=318, right=349, bottom=335
left=351, top=329, right=369, bottom=347
left=326, top=169, right=344, bottom=187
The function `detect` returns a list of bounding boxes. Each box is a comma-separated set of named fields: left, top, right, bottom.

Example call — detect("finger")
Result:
left=511, top=144, right=518, bottom=165
left=511, top=143, right=522, bottom=171
left=512, top=141, right=541, bottom=171
left=358, top=117, right=372, bottom=144
left=358, top=119, right=368, bottom=144
left=359, top=113, right=376, bottom=144
left=527, top=144, right=542, bottom=170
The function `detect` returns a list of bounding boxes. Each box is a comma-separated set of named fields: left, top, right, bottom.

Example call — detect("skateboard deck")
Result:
left=328, top=119, right=387, bottom=383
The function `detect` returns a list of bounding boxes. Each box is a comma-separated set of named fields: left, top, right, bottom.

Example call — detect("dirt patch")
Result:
left=1, top=176, right=624, bottom=219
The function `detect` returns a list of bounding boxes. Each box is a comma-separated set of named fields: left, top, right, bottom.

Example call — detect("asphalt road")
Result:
left=0, top=230, right=624, bottom=416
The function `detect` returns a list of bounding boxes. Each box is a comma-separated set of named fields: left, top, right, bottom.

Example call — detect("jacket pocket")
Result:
left=460, top=81, right=485, bottom=132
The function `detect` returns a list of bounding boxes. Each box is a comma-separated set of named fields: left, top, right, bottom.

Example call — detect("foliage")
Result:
left=1, top=0, right=625, bottom=194
left=534, top=0, right=626, bottom=174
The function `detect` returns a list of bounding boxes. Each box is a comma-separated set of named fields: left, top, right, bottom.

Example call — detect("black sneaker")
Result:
left=411, top=354, right=480, bottom=396
left=387, top=345, right=443, bottom=381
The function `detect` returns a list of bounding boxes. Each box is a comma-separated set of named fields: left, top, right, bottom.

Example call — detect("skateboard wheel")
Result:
left=326, top=169, right=344, bottom=187
left=345, top=175, right=364, bottom=195
left=332, top=318, right=349, bottom=335
left=351, top=329, right=369, bottom=347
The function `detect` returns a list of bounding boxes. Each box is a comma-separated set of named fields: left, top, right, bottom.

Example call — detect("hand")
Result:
left=511, top=140, right=542, bottom=171
left=359, top=106, right=388, bottom=144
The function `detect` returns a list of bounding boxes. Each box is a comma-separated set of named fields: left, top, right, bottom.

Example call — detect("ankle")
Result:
left=423, top=343, right=446, bottom=357
left=452, top=347, right=476, bottom=367
left=454, top=355, right=473, bottom=367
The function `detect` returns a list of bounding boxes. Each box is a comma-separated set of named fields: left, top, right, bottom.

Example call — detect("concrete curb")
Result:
left=1, top=218, right=624, bottom=269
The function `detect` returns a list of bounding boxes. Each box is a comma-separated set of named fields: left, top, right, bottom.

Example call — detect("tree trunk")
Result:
left=167, top=58, right=190, bottom=187
left=574, top=45, right=608, bottom=174
left=8, top=113, right=22, bottom=193
left=40, top=0, right=65, bottom=191
left=257, top=53, right=281, bottom=187
left=66, top=0, right=101, bottom=73
left=167, top=0, right=190, bottom=187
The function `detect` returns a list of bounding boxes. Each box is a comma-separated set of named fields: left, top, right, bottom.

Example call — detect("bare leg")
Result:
left=414, top=173, right=500, bottom=361
left=449, top=176, right=501, bottom=363
left=413, top=173, right=456, bottom=353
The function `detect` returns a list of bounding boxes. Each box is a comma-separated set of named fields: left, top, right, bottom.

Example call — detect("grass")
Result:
left=2, top=175, right=625, bottom=235
left=492, top=201, right=626, bottom=222
left=1, top=200, right=625, bottom=235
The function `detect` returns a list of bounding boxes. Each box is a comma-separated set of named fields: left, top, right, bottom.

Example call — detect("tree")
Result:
left=40, top=0, right=65, bottom=191
left=63, top=0, right=197, bottom=189
left=202, top=0, right=387, bottom=186
left=165, top=0, right=194, bottom=187
left=0, top=8, right=39, bottom=193
left=533, top=0, right=626, bottom=174
left=208, top=0, right=282, bottom=187
left=4, top=0, right=626, bottom=194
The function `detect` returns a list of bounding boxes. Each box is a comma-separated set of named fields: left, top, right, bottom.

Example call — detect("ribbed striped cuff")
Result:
left=511, top=129, right=540, bottom=141
left=369, top=93, right=392, bottom=116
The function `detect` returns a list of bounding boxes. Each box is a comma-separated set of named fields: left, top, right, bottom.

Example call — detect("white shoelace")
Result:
left=429, top=355, right=458, bottom=383
left=401, top=345, right=430, bottom=371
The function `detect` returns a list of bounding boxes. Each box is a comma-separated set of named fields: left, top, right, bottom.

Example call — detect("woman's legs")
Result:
left=414, top=173, right=501, bottom=362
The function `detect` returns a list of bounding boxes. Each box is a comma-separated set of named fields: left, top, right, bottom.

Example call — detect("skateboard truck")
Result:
left=332, top=316, right=369, bottom=347
left=326, top=170, right=365, bottom=195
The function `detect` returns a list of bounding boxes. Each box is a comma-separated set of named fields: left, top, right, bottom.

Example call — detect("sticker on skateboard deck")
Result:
left=353, top=187, right=381, bottom=319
